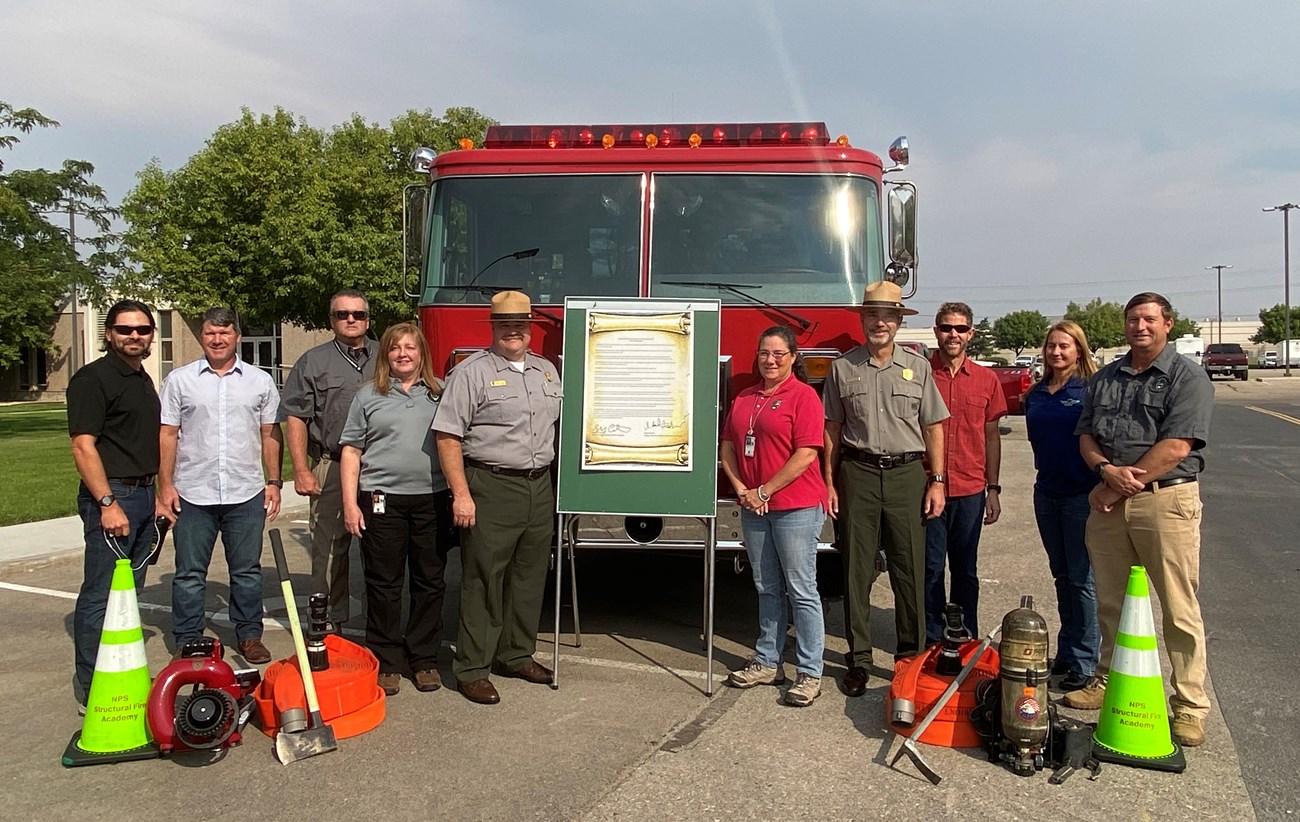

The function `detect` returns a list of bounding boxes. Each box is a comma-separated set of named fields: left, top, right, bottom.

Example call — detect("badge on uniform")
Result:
left=1152, top=376, right=1169, bottom=391
left=491, top=379, right=508, bottom=387
left=902, top=368, right=914, bottom=381
left=545, top=371, right=554, bottom=382
left=771, top=399, right=783, bottom=410
left=372, top=491, right=386, bottom=515
left=744, top=434, right=756, bottom=457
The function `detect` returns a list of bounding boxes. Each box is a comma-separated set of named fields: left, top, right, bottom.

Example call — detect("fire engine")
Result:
left=401, top=122, right=917, bottom=549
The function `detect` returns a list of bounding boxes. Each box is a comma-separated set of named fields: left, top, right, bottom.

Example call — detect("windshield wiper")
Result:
left=434, top=284, right=562, bottom=326
left=660, top=281, right=811, bottom=331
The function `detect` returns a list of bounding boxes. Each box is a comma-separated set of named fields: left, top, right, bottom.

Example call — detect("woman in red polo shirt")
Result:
left=720, top=326, right=827, bottom=707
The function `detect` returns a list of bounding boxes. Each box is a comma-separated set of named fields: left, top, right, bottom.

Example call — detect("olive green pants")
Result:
left=453, top=468, right=554, bottom=684
left=839, top=459, right=928, bottom=665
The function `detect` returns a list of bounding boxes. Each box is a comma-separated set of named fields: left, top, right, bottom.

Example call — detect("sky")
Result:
left=5, top=0, right=1300, bottom=324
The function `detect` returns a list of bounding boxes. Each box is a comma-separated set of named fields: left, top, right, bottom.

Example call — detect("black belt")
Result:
left=465, top=458, right=550, bottom=480
left=318, top=451, right=342, bottom=462
left=840, top=447, right=923, bottom=469
left=1139, top=476, right=1197, bottom=493
left=109, top=475, right=155, bottom=486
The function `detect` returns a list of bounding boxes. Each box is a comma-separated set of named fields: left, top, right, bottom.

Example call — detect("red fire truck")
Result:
left=401, top=122, right=917, bottom=548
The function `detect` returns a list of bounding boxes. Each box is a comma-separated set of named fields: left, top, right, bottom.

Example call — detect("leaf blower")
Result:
left=147, top=636, right=261, bottom=754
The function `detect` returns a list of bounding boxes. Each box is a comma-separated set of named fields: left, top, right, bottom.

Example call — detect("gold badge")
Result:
left=545, top=371, right=554, bottom=382
left=901, top=368, right=914, bottom=381
left=491, top=379, right=508, bottom=387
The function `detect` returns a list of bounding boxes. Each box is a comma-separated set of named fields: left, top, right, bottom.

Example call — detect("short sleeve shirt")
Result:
left=1075, top=343, right=1213, bottom=479
left=66, top=351, right=161, bottom=477
left=823, top=344, right=949, bottom=454
left=340, top=379, right=448, bottom=495
left=279, top=339, right=379, bottom=457
left=722, top=377, right=826, bottom=511
left=1024, top=377, right=1096, bottom=497
left=160, top=358, right=280, bottom=505
left=929, top=355, right=1008, bottom=497
left=431, top=349, right=562, bottom=470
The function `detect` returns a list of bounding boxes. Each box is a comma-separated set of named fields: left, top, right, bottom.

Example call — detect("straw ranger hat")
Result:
left=851, top=281, right=918, bottom=316
left=483, top=290, right=538, bottom=321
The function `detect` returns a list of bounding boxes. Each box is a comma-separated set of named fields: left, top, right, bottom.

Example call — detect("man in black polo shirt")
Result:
left=67, top=299, right=162, bottom=714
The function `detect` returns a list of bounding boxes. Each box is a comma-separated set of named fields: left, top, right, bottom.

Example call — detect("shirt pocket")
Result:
left=839, top=381, right=874, bottom=421
left=891, top=382, right=923, bottom=418
left=478, top=386, right=519, bottom=424
left=541, top=382, right=563, bottom=422
left=963, top=394, right=988, bottom=425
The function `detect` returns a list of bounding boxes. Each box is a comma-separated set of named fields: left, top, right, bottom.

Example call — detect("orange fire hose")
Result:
left=254, top=635, right=385, bottom=740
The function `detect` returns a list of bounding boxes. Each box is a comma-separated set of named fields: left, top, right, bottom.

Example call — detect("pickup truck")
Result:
left=988, top=365, right=1035, bottom=415
left=1203, top=343, right=1248, bottom=381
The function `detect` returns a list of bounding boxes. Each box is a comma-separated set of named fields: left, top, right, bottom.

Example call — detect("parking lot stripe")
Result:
left=1246, top=405, right=1300, bottom=426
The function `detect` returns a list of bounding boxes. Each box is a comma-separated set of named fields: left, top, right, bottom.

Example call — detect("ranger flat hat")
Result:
left=851, top=280, right=918, bottom=316
left=483, top=290, right=539, bottom=321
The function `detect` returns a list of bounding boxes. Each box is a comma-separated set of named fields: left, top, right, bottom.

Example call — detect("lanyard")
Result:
left=746, top=374, right=792, bottom=435
left=334, top=340, right=366, bottom=374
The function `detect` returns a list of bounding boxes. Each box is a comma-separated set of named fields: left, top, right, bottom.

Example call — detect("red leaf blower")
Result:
left=147, top=637, right=261, bottom=754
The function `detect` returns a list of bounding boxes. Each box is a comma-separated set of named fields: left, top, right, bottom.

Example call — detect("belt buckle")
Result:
left=879, top=455, right=898, bottom=469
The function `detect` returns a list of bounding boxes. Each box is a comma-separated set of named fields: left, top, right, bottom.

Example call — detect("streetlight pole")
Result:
left=1264, top=203, right=1296, bottom=378
left=1205, top=264, right=1232, bottom=344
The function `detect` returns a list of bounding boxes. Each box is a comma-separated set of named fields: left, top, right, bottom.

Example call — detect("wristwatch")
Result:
left=98, top=494, right=116, bottom=508
left=1095, top=461, right=1112, bottom=478
left=986, top=484, right=1002, bottom=493
left=929, top=474, right=947, bottom=484
left=266, top=479, right=284, bottom=489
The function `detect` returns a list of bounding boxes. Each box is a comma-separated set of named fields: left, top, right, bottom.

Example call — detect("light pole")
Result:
left=1205, top=264, right=1232, bottom=344
left=1263, top=203, right=1296, bottom=378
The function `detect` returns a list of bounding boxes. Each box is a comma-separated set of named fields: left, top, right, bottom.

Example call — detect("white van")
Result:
left=1174, top=334, right=1204, bottom=364
left=1277, top=340, right=1300, bottom=368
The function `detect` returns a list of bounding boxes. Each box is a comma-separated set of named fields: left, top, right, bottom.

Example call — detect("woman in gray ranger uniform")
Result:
left=340, top=323, right=449, bottom=697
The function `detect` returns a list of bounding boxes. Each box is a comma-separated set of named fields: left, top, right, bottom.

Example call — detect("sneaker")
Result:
left=1059, top=670, right=1091, bottom=691
left=413, top=668, right=442, bottom=692
left=1063, top=674, right=1108, bottom=710
left=378, top=672, right=402, bottom=696
left=785, top=673, right=822, bottom=707
left=1171, top=712, right=1206, bottom=747
left=73, top=674, right=87, bottom=717
left=726, top=659, right=785, bottom=689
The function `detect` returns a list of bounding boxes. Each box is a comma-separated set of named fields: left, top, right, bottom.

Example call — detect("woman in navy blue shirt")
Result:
left=1023, top=320, right=1099, bottom=691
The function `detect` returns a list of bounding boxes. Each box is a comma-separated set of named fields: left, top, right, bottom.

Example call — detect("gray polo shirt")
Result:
left=340, top=378, right=448, bottom=495
left=280, top=338, right=379, bottom=458
left=160, top=357, right=280, bottom=505
left=1076, top=342, right=1213, bottom=479
left=823, top=343, right=949, bottom=454
left=431, top=348, right=562, bottom=470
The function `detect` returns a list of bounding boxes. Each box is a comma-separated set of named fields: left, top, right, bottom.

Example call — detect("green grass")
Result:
left=0, top=403, right=81, bottom=526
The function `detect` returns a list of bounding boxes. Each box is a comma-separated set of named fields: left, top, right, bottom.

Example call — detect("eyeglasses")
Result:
left=757, top=350, right=792, bottom=361
left=937, top=324, right=972, bottom=334
left=332, top=310, right=369, bottom=321
left=111, top=325, right=155, bottom=336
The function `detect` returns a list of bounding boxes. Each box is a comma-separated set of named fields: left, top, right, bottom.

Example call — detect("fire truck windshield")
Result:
left=418, top=171, right=880, bottom=306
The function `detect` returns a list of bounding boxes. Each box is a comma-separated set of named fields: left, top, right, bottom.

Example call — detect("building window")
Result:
left=239, top=322, right=282, bottom=384
left=159, top=311, right=174, bottom=379
left=19, top=346, right=48, bottom=389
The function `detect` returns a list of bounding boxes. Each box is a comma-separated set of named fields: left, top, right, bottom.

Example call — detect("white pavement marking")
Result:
left=0, top=580, right=711, bottom=682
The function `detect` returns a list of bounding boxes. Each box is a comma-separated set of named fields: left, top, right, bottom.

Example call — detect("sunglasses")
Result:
left=937, top=324, right=972, bottom=334
left=111, top=325, right=155, bottom=336
left=332, top=310, right=369, bottom=321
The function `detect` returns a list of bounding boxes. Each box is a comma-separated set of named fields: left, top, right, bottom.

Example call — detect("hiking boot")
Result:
left=378, top=672, right=401, bottom=696
left=784, top=673, right=822, bottom=707
left=413, top=668, right=442, bottom=692
left=1171, top=712, right=1206, bottom=747
left=726, top=659, right=785, bottom=689
left=1063, top=674, right=1108, bottom=710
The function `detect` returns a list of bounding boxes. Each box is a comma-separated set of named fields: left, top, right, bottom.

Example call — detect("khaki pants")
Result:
left=310, top=456, right=355, bottom=624
left=1086, top=481, right=1209, bottom=718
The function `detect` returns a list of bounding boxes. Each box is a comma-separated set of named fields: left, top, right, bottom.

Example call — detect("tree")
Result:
left=966, top=317, right=996, bottom=359
left=1249, top=304, right=1300, bottom=343
left=121, top=106, right=497, bottom=332
left=1064, top=298, right=1125, bottom=352
left=1170, top=308, right=1200, bottom=339
left=992, top=310, right=1049, bottom=356
left=0, top=102, right=118, bottom=370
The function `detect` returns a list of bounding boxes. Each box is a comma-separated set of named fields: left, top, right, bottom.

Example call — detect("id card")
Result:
left=744, top=434, right=756, bottom=458
left=372, top=491, right=386, bottom=515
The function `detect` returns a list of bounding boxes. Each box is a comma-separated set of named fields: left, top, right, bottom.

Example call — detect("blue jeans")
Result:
left=740, top=506, right=826, bottom=677
left=924, top=491, right=985, bottom=644
left=172, top=492, right=267, bottom=644
left=1033, top=488, right=1099, bottom=676
left=74, top=481, right=157, bottom=696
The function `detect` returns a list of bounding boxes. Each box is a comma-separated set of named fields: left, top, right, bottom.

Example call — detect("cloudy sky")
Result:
left=5, top=0, right=1299, bottom=323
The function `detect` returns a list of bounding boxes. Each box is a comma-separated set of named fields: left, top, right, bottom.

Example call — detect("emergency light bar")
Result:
left=482, top=122, right=844, bottom=150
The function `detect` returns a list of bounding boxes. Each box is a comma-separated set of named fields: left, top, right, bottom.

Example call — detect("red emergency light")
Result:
left=483, top=122, right=832, bottom=149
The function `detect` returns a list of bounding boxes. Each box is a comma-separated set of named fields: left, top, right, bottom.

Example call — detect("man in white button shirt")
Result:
left=157, top=307, right=283, bottom=664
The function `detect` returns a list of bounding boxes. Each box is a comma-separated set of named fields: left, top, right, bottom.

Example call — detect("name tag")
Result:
left=491, top=379, right=508, bottom=387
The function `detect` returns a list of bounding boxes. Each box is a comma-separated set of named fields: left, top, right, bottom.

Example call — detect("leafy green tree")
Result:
left=0, top=102, right=118, bottom=369
left=121, top=106, right=497, bottom=332
left=1249, top=304, right=1300, bottom=343
left=1170, top=308, right=1200, bottom=339
left=966, top=316, right=996, bottom=359
left=992, top=310, right=1049, bottom=356
left=1064, top=298, right=1125, bottom=352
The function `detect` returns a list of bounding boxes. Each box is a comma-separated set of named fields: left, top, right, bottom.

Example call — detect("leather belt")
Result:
left=840, top=447, right=923, bottom=469
left=1139, top=475, right=1197, bottom=493
left=465, top=458, right=550, bottom=480
left=318, top=451, right=343, bottom=462
left=109, top=475, right=155, bottom=487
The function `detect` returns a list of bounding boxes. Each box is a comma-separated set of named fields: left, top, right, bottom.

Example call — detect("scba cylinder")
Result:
left=998, top=595, right=1050, bottom=774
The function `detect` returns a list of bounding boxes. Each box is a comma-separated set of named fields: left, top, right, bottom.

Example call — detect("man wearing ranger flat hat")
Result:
left=432, top=291, right=563, bottom=704
left=822, top=280, right=950, bottom=697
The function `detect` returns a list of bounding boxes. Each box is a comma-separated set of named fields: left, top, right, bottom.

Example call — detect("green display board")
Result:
left=556, top=298, right=721, bottom=516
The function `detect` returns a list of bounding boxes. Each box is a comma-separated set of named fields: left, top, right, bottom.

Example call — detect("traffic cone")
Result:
left=62, top=559, right=159, bottom=766
left=1091, top=565, right=1186, bottom=773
